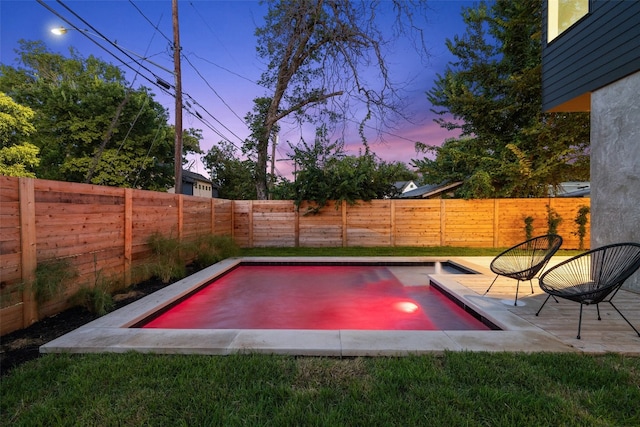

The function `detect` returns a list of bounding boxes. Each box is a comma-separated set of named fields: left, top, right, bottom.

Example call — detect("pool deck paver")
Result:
left=40, top=256, right=640, bottom=356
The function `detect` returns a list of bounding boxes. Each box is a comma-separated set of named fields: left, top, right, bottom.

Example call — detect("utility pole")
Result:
left=172, top=0, right=183, bottom=194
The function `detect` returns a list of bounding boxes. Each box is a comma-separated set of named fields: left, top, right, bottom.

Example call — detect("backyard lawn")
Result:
left=2, top=246, right=637, bottom=425
left=3, top=352, right=639, bottom=425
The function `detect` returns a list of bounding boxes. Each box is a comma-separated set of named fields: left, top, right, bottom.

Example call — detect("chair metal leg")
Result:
left=514, top=280, right=520, bottom=306
left=577, top=304, right=584, bottom=339
left=483, top=275, right=499, bottom=296
left=608, top=301, right=640, bottom=337
left=536, top=278, right=558, bottom=303
left=536, top=294, right=552, bottom=316
left=529, top=279, right=534, bottom=294
left=596, top=304, right=601, bottom=321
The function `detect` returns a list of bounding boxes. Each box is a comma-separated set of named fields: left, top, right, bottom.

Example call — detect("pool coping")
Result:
left=40, top=257, right=578, bottom=356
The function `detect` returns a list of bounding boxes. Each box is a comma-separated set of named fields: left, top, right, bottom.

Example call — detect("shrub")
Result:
left=72, top=284, right=114, bottom=316
left=191, top=235, right=240, bottom=269
left=546, top=205, right=563, bottom=235
left=33, top=259, right=78, bottom=303
left=523, top=216, right=534, bottom=240
left=573, top=205, right=590, bottom=250
left=145, top=232, right=186, bottom=283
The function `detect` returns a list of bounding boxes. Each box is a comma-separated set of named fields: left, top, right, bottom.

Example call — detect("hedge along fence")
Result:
left=0, top=176, right=590, bottom=335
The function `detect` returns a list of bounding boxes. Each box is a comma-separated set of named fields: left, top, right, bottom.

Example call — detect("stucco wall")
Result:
left=591, top=71, right=640, bottom=291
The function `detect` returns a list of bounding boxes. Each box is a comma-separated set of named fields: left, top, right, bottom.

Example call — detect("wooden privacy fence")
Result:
left=234, top=198, right=589, bottom=249
left=0, top=176, right=590, bottom=335
left=0, top=177, right=234, bottom=335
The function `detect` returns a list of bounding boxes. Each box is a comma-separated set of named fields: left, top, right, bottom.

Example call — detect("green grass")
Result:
left=2, top=352, right=639, bottom=426
left=3, top=246, right=620, bottom=425
left=239, top=245, right=583, bottom=257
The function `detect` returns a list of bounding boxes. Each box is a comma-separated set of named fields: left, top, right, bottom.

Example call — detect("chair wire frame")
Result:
left=484, top=234, right=563, bottom=306
left=536, top=242, right=640, bottom=339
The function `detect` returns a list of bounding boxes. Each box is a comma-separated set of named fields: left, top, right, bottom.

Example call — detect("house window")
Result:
left=548, top=0, right=589, bottom=41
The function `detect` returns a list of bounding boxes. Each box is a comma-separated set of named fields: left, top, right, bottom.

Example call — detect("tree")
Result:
left=0, top=41, right=201, bottom=190
left=286, top=125, right=417, bottom=212
left=250, top=0, right=428, bottom=199
left=203, top=140, right=257, bottom=200
left=0, top=91, right=39, bottom=177
left=414, top=0, right=590, bottom=198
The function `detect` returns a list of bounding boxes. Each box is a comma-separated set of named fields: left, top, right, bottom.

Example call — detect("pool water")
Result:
left=141, top=264, right=490, bottom=331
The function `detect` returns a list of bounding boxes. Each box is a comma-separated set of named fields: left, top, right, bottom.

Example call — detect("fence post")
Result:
left=248, top=200, right=254, bottom=248
left=177, top=194, right=184, bottom=240
left=211, top=198, right=215, bottom=235
left=390, top=199, right=396, bottom=247
left=493, top=199, right=500, bottom=248
left=440, top=199, right=446, bottom=246
left=341, top=200, right=348, bottom=247
left=231, top=201, right=235, bottom=240
left=19, top=178, right=37, bottom=327
left=294, top=201, right=300, bottom=247
left=124, top=188, right=133, bottom=286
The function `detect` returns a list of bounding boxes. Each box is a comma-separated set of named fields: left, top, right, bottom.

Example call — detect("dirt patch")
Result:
left=0, top=276, right=172, bottom=377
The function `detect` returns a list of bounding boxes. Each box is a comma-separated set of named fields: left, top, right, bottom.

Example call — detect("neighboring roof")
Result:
left=399, top=181, right=463, bottom=199
left=394, top=180, right=418, bottom=194
left=181, top=170, right=213, bottom=185
left=552, top=182, right=590, bottom=198
left=559, top=188, right=590, bottom=198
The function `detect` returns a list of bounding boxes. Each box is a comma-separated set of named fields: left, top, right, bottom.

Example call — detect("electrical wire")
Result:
left=37, top=0, right=174, bottom=97
left=188, top=1, right=237, bottom=64
left=128, top=0, right=252, bottom=141
left=54, top=0, right=171, bottom=81
left=39, top=1, right=242, bottom=145
left=181, top=54, right=247, bottom=126
left=128, top=0, right=173, bottom=44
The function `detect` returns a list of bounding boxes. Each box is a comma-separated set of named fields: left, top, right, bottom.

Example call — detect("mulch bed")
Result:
left=0, top=276, right=173, bottom=377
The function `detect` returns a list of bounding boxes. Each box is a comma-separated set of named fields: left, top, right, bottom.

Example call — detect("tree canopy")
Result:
left=413, top=0, right=590, bottom=198
left=249, top=0, right=428, bottom=199
left=0, top=92, right=39, bottom=177
left=203, top=140, right=257, bottom=200
left=285, top=125, right=417, bottom=212
left=0, top=41, right=201, bottom=190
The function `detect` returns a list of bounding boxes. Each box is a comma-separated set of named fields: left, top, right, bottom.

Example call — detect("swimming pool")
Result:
left=138, top=263, right=492, bottom=331
left=40, top=257, right=574, bottom=356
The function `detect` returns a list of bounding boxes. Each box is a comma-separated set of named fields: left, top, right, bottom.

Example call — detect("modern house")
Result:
left=542, top=0, right=640, bottom=290
left=168, top=170, right=219, bottom=198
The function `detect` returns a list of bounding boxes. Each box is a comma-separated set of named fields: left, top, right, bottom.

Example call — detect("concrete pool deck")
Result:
left=40, top=257, right=640, bottom=356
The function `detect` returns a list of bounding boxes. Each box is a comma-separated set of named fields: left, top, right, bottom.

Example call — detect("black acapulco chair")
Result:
left=536, top=242, right=640, bottom=339
left=483, top=234, right=563, bottom=306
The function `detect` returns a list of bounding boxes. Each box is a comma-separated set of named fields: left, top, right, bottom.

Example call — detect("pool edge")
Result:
left=40, top=257, right=578, bottom=356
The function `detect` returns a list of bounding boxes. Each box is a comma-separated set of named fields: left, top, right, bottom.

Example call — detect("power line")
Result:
left=54, top=0, right=169, bottom=81
left=188, top=52, right=260, bottom=87
left=128, top=0, right=173, bottom=44
left=188, top=1, right=238, bottom=64
left=181, top=54, right=247, bottom=126
left=183, top=93, right=245, bottom=145
left=128, top=0, right=253, bottom=138
left=40, top=1, right=245, bottom=146
left=38, top=0, right=173, bottom=96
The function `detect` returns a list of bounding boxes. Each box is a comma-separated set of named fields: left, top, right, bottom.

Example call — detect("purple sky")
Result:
left=1, top=0, right=473, bottom=180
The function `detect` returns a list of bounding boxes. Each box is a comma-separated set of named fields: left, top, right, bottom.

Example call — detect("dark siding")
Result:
left=182, top=182, right=194, bottom=196
left=542, top=0, right=640, bottom=111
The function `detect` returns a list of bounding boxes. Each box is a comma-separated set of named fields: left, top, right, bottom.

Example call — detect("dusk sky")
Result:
left=1, top=0, right=475, bottom=179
